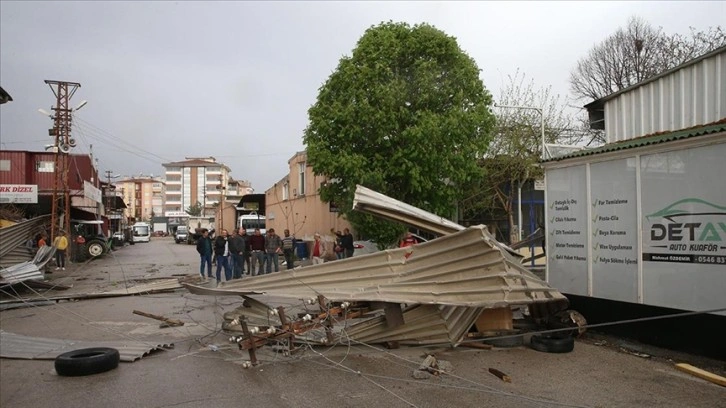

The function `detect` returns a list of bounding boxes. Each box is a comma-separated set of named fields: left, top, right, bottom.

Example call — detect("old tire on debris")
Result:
left=87, top=241, right=105, bottom=258
left=55, top=347, right=120, bottom=376
left=481, top=330, right=525, bottom=348
left=529, top=334, right=575, bottom=353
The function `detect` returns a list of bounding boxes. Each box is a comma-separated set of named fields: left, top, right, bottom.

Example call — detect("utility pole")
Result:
left=105, top=170, right=115, bottom=232
left=45, top=80, right=81, bottom=247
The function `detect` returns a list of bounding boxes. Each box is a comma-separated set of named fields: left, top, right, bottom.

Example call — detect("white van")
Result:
left=132, top=222, right=151, bottom=243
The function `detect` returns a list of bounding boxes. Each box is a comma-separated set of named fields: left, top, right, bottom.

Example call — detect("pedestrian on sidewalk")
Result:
left=52, top=230, right=68, bottom=270
left=282, top=229, right=296, bottom=269
left=264, top=228, right=282, bottom=273
left=214, top=229, right=231, bottom=285
left=249, top=228, right=265, bottom=276
left=196, top=229, right=213, bottom=281
left=229, top=228, right=245, bottom=279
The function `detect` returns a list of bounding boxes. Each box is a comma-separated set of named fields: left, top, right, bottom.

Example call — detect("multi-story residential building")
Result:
left=265, top=151, right=352, bottom=239
left=162, top=157, right=231, bottom=217
left=115, top=175, right=165, bottom=222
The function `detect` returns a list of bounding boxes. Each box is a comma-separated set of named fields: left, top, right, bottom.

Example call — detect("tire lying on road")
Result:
left=55, top=347, right=120, bottom=376
left=529, top=334, right=575, bottom=353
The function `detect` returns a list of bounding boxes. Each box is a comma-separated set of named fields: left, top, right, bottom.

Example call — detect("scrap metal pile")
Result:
left=183, top=186, right=568, bottom=363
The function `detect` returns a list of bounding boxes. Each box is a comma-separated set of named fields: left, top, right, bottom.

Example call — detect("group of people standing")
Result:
left=195, top=227, right=297, bottom=286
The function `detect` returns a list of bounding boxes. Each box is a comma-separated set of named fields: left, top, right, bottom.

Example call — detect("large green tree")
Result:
left=304, top=21, right=495, bottom=246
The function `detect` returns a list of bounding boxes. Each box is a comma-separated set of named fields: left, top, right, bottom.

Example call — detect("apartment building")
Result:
left=115, top=176, right=164, bottom=222
left=162, top=157, right=231, bottom=217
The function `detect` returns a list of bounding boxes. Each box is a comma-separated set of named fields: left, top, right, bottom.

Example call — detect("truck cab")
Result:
left=175, top=226, right=188, bottom=244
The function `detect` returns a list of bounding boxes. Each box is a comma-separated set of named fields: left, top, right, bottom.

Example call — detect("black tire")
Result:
left=87, top=241, right=105, bottom=258
left=55, top=347, right=120, bottom=376
left=529, top=334, right=575, bottom=353
left=481, top=330, right=525, bottom=348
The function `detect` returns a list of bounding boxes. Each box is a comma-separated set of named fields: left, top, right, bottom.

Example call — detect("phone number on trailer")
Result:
left=695, top=255, right=726, bottom=265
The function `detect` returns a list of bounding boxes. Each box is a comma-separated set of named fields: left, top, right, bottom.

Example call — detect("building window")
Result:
left=282, top=182, right=289, bottom=200
left=36, top=161, right=54, bottom=172
left=298, top=162, right=306, bottom=196
left=0, top=159, right=10, bottom=171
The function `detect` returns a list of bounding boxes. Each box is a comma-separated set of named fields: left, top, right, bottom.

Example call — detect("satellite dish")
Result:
left=58, top=142, right=71, bottom=153
left=68, top=138, right=77, bottom=147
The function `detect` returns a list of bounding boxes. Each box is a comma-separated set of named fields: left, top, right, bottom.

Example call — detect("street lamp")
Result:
left=494, top=104, right=548, bottom=242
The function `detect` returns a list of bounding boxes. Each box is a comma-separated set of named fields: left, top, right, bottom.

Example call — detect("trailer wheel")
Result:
left=529, top=334, right=575, bottom=353
left=55, top=347, right=120, bottom=376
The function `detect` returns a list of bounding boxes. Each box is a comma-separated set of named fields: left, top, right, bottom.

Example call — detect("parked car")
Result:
left=353, top=233, right=429, bottom=257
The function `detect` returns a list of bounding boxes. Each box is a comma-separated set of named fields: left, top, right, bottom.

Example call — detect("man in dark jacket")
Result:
left=213, top=229, right=231, bottom=285
left=239, top=229, right=251, bottom=275
left=332, top=228, right=355, bottom=258
left=195, top=229, right=213, bottom=281
left=281, top=229, right=297, bottom=269
left=228, top=228, right=245, bottom=279
left=249, top=228, right=265, bottom=276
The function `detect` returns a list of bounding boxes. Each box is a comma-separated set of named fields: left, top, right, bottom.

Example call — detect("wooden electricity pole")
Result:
left=45, top=80, right=81, bottom=246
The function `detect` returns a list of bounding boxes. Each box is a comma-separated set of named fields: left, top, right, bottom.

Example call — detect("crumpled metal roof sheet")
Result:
left=353, top=186, right=465, bottom=236
left=1, top=246, right=56, bottom=285
left=341, top=304, right=485, bottom=345
left=0, top=215, right=51, bottom=258
left=100, top=278, right=183, bottom=296
left=184, top=226, right=565, bottom=307
left=353, top=185, right=523, bottom=259
left=0, top=330, right=173, bottom=362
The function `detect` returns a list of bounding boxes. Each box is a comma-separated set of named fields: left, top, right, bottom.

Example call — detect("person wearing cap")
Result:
left=312, top=232, right=328, bottom=265
left=53, top=230, right=69, bottom=270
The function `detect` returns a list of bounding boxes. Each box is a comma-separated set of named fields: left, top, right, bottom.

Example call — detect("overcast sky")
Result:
left=1, top=1, right=724, bottom=190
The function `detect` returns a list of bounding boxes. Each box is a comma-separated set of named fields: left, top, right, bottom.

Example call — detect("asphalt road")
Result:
left=1, top=238, right=724, bottom=408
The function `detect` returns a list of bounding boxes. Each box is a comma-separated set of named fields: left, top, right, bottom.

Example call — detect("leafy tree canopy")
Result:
left=304, top=21, right=495, bottom=246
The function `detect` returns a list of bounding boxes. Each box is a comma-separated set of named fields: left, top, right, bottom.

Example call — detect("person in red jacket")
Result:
left=399, top=231, right=418, bottom=248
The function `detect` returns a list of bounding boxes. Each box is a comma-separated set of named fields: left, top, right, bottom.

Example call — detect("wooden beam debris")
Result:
left=132, top=310, right=184, bottom=327
left=675, top=363, right=726, bottom=387
left=488, top=367, right=512, bottom=383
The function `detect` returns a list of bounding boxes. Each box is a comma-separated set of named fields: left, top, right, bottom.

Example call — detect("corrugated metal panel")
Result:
left=352, top=185, right=523, bottom=259
left=100, top=278, right=183, bottom=295
left=353, top=186, right=465, bottom=236
left=184, top=226, right=566, bottom=307
left=1, top=246, right=56, bottom=284
left=0, top=214, right=51, bottom=258
left=0, top=151, right=98, bottom=190
left=0, top=151, right=30, bottom=184
left=542, top=122, right=726, bottom=163
left=605, top=50, right=726, bottom=142
left=0, top=247, right=36, bottom=269
left=0, top=330, right=173, bottom=362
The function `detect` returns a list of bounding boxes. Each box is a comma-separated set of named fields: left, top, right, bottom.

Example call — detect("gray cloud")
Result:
left=1, top=1, right=724, bottom=187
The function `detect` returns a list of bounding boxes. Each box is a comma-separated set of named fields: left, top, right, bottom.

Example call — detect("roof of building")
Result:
left=584, top=45, right=726, bottom=112
left=542, top=120, right=726, bottom=163
left=162, top=158, right=221, bottom=167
